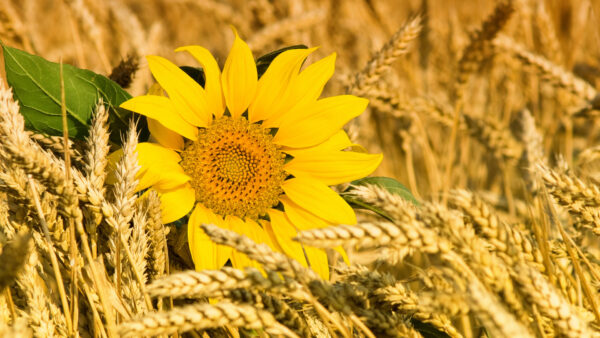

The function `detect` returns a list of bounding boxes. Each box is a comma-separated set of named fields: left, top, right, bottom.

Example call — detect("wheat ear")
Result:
left=118, top=302, right=299, bottom=338
left=348, top=16, right=422, bottom=96
left=147, top=267, right=301, bottom=299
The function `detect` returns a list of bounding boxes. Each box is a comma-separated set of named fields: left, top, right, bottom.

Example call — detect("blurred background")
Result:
left=1, top=0, right=600, bottom=216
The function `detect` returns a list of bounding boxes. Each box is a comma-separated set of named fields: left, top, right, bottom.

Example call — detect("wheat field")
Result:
left=2, top=0, right=600, bottom=337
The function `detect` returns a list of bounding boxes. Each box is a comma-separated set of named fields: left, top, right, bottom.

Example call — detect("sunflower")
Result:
left=117, top=29, right=382, bottom=279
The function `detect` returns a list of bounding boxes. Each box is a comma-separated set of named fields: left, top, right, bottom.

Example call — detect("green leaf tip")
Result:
left=350, top=176, right=420, bottom=206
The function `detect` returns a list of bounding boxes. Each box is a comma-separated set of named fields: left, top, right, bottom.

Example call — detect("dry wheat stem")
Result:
left=443, top=0, right=514, bottom=206
left=60, top=60, right=80, bottom=336
left=556, top=223, right=600, bottom=323
left=3, top=288, right=17, bottom=325
left=77, top=271, right=108, bottom=337
left=341, top=183, right=535, bottom=330
left=307, top=295, right=352, bottom=338
left=75, top=218, right=118, bottom=336
left=27, top=177, right=73, bottom=334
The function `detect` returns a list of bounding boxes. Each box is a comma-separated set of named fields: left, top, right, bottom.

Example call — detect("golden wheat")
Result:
left=2, top=1, right=600, bottom=336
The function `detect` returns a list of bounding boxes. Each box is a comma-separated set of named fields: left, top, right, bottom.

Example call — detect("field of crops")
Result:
left=2, top=0, right=600, bottom=337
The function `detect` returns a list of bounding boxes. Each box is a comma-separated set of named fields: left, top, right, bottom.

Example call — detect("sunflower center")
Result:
left=180, top=116, right=287, bottom=220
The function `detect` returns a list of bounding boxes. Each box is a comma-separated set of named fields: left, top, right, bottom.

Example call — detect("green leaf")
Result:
left=3, top=44, right=132, bottom=142
left=411, top=319, right=451, bottom=338
left=351, top=176, right=419, bottom=206
left=255, top=45, right=308, bottom=78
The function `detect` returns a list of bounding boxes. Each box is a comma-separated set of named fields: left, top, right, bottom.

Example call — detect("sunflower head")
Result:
left=116, top=28, right=382, bottom=279
left=180, top=115, right=286, bottom=220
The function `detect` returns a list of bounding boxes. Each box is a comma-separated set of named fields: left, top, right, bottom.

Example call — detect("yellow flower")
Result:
left=118, top=30, right=382, bottom=279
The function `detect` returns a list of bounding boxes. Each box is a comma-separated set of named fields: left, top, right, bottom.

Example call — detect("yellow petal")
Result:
left=292, top=52, right=336, bottom=103
left=188, top=205, right=232, bottom=270
left=282, top=177, right=356, bottom=225
left=195, top=203, right=228, bottom=227
left=263, top=53, right=337, bottom=129
left=158, top=183, right=195, bottom=223
left=120, top=95, right=198, bottom=140
left=147, top=55, right=211, bottom=127
left=273, top=95, right=369, bottom=148
left=285, top=151, right=383, bottom=185
left=283, top=130, right=352, bottom=156
left=221, top=28, right=257, bottom=118
left=135, top=142, right=181, bottom=165
left=106, top=142, right=189, bottom=192
left=139, top=165, right=190, bottom=192
left=280, top=195, right=331, bottom=230
left=176, top=45, right=225, bottom=117
left=147, top=117, right=184, bottom=150
left=267, top=210, right=329, bottom=280
left=135, top=143, right=189, bottom=191
left=248, top=48, right=316, bottom=123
